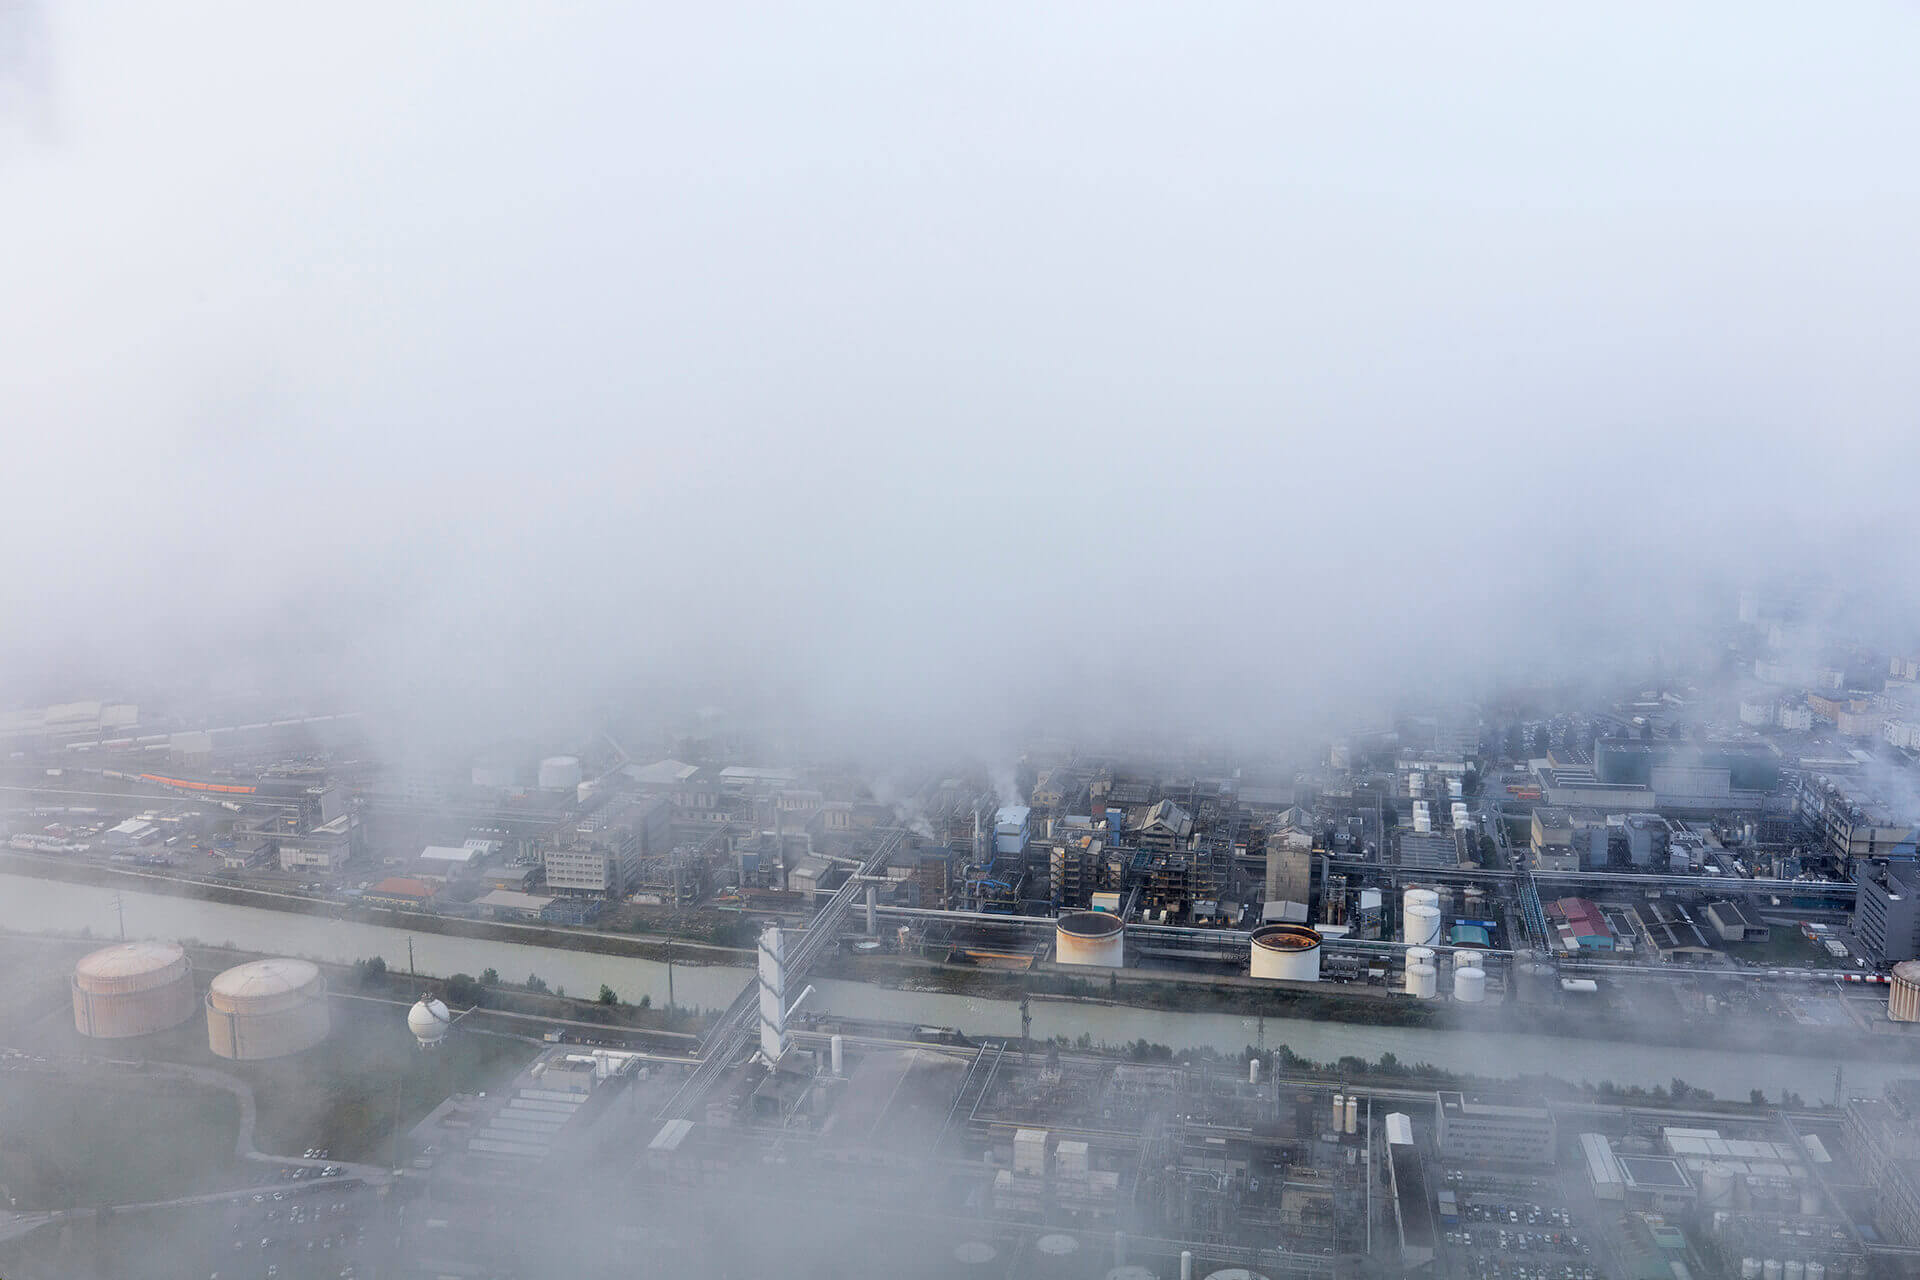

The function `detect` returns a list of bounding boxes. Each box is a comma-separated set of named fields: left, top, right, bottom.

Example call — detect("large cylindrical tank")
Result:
left=1407, top=945, right=1436, bottom=968
left=537, top=755, right=582, bottom=791
left=1332, top=1092, right=1345, bottom=1132
left=1740, top=1260, right=1759, bottom=1280
left=1250, top=925, right=1322, bottom=982
left=1890, top=961, right=1920, bottom=1021
left=1056, top=911, right=1125, bottom=967
left=1785, top=1261, right=1803, bottom=1280
left=1701, top=1163, right=1737, bottom=1208
left=1764, top=1259, right=1781, bottom=1280
left=1805, top=1262, right=1824, bottom=1280
left=1035, top=1234, right=1081, bottom=1277
left=1345, top=1096, right=1358, bottom=1135
left=1406, top=962, right=1438, bottom=999
left=1404, top=902, right=1442, bottom=946
left=1453, top=965, right=1487, bottom=1003
left=71, top=941, right=197, bottom=1039
left=206, top=958, right=330, bottom=1060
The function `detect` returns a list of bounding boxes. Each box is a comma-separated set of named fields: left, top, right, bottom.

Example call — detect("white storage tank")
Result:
left=1701, top=1162, right=1737, bottom=1208
left=1764, top=1260, right=1781, bottom=1280
left=408, top=996, right=452, bottom=1048
left=1890, top=960, right=1920, bottom=1022
left=1406, top=962, right=1438, bottom=999
left=1740, top=1261, right=1759, bottom=1280
left=206, top=958, right=330, bottom=1060
left=1785, top=1262, right=1803, bottom=1280
left=1407, top=945, right=1436, bottom=968
left=1453, top=965, right=1487, bottom=1003
left=72, top=941, right=198, bottom=1039
left=537, top=755, right=583, bottom=791
left=1056, top=912, right=1126, bottom=967
left=1345, top=1096, right=1358, bottom=1135
left=1805, top=1262, right=1824, bottom=1280
left=954, top=1241, right=999, bottom=1275
left=1404, top=902, right=1442, bottom=946
left=1250, top=924, right=1322, bottom=982
left=1035, top=1234, right=1081, bottom=1277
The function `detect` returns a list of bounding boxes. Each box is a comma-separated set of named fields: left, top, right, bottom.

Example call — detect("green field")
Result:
left=234, top=1003, right=533, bottom=1162
left=1722, top=929, right=1853, bottom=970
left=0, top=1072, right=239, bottom=1209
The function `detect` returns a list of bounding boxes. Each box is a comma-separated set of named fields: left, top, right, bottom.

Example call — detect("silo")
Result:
left=1406, top=962, right=1438, bottom=999
left=1453, top=965, right=1487, bottom=1004
left=1889, top=961, right=1920, bottom=1021
left=71, top=941, right=197, bottom=1039
left=1250, top=925, right=1322, bottom=982
left=1701, top=1163, right=1737, bottom=1209
left=1344, top=1096, right=1358, bottom=1135
left=1056, top=912, right=1125, bottom=967
left=206, top=958, right=330, bottom=1060
left=1404, top=901, right=1442, bottom=947
left=537, top=755, right=582, bottom=792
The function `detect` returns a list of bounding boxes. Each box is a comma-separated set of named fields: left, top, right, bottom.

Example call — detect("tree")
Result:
left=1639, top=721, right=1654, bottom=742
left=445, top=973, right=484, bottom=1006
left=1530, top=726, right=1550, bottom=755
left=638, top=994, right=651, bottom=1009
left=1477, top=834, right=1499, bottom=867
left=598, top=984, right=618, bottom=1005
left=1750, top=1089, right=1767, bottom=1107
left=1462, top=767, right=1481, bottom=797
left=353, top=955, right=387, bottom=988
left=525, top=973, right=548, bottom=993
left=479, top=968, right=499, bottom=987
left=1505, top=725, right=1524, bottom=758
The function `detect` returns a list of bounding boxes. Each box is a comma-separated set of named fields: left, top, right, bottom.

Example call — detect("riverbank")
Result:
left=7, top=857, right=1920, bottom=1069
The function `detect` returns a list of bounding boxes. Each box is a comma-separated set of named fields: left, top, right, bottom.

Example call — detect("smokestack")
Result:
left=865, top=881, right=877, bottom=934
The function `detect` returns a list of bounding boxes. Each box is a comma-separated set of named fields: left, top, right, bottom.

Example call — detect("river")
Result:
left=0, top=873, right=1892, bottom=1101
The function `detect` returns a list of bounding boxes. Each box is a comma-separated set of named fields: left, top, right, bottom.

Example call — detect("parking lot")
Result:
left=1438, top=1168, right=1604, bottom=1280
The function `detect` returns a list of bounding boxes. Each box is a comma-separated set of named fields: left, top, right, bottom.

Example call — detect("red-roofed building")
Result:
left=365, top=877, right=437, bottom=908
left=1547, top=896, right=1613, bottom=951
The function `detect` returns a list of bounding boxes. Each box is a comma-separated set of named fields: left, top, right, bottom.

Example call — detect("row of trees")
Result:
left=350, top=956, right=646, bottom=1008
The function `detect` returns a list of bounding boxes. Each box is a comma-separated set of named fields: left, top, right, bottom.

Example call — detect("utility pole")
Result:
left=407, top=936, right=415, bottom=980
left=666, top=937, right=675, bottom=1012
left=1019, top=992, right=1031, bottom=1060
left=112, top=894, right=125, bottom=940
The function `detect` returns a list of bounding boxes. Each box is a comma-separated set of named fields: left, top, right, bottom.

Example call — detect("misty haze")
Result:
left=3, top=4, right=1920, bottom=1280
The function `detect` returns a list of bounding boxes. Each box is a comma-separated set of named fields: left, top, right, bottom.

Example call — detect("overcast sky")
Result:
left=3, top=3, right=1917, bottom=756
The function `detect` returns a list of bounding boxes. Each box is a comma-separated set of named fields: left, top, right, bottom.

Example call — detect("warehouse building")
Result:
left=1435, top=1091, right=1556, bottom=1166
left=1705, top=900, right=1769, bottom=944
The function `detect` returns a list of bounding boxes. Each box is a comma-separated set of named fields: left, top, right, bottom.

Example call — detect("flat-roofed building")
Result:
left=1435, top=1090, right=1556, bottom=1166
left=1705, top=900, right=1769, bottom=944
left=1384, top=1112, right=1435, bottom=1269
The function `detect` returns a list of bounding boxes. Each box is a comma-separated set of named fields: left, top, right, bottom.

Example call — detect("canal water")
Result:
left=0, top=873, right=1894, bottom=1101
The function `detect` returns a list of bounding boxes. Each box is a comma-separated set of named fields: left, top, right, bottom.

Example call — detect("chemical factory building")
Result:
left=72, top=941, right=198, bottom=1039
left=206, top=958, right=330, bottom=1060
left=1384, top=1112, right=1436, bottom=1269
left=1435, top=1091, right=1557, bottom=1166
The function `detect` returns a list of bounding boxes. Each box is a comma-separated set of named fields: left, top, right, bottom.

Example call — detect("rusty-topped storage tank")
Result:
left=1056, top=911, right=1125, bottom=967
left=1250, top=924, right=1322, bottom=982
left=206, top=958, right=330, bottom=1060
left=1890, top=960, right=1920, bottom=1022
left=72, top=941, right=197, bottom=1038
